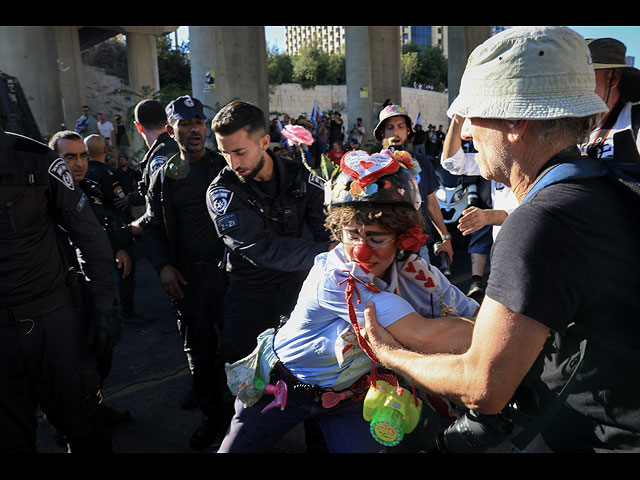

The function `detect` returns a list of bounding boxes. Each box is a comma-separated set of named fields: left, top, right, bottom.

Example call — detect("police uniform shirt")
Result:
left=0, top=130, right=115, bottom=310
left=206, top=151, right=331, bottom=286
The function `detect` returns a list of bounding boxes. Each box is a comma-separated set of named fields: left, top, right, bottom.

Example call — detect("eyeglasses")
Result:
left=340, top=229, right=396, bottom=249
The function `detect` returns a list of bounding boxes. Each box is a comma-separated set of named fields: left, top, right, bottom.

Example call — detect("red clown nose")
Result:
left=353, top=243, right=373, bottom=262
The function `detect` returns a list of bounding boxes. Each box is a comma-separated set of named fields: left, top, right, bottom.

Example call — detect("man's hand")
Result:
left=114, top=194, right=130, bottom=211
left=458, top=207, right=508, bottom=236
left=435, top=238, right=454, bottom=264
left=159, top=264, right=187, bottom=299
left=115, top=249, right=131, bottom=278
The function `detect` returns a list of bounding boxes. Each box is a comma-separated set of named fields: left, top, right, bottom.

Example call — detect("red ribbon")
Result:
left=396, top=227, right=430, bottom=252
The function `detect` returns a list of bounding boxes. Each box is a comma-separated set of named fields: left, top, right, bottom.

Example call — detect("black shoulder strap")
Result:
left=631, top=103, right=640, bottom=139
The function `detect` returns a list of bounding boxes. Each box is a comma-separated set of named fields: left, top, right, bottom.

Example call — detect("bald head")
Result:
left=84, top=134, right=108, bottom=162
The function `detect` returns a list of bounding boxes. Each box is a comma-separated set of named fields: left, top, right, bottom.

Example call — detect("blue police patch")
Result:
left=75, top=193, right=87, bottom=212
left=209, top=187, right=234, bottom=216
left=151, top=155, right=167, bottom=172
left=215, top=212, right=239, bottom=234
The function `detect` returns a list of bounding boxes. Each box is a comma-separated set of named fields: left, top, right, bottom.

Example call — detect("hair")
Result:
left=134, top=99, right=168, bottom=130
left=49, top=130, right=83, bottom=153
left=211, top=100, right=266, bottom=138
left=535, top=113, right=603, bottom=148
left=325, top=203, right=427, bottom=257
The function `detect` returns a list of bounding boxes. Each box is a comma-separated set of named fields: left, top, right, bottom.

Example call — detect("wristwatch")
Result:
left=442, top=234, right=452, bottom=241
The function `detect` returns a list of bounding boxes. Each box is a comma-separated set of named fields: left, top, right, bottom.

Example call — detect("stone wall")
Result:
left=80, top=67, right=450, bottom=141
left=268, top=83, right=449, bottom=131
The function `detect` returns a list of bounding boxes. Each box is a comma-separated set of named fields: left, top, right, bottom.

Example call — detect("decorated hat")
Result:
left=326, top=149, right=422, bottom=210
left=373, top=105, right=414, bottom=141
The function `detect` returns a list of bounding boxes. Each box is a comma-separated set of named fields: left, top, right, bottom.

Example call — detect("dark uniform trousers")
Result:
left=0, top=303, right=109, bottom=453
left=172, top=259, right=227, bottom=417
left=222, top=279, right=301, bottom=365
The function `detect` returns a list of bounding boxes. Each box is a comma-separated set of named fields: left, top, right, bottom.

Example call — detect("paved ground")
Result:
left=35, top=239, right=484, bottom=454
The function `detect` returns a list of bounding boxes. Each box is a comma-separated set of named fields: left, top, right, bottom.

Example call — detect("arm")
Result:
left=365, top=294, right=550, bottom=414
left=425, top=192, right=454, bottom=261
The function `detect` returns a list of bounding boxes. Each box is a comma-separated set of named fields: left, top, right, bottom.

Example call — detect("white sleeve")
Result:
left=441, top=148, right=481, bottom=176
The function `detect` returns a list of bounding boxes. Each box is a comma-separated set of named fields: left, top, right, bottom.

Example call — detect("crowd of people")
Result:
left=1, top=27, right=639, bottom=455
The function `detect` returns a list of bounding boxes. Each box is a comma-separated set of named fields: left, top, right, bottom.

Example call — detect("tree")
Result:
left=418, top=46, right=447, bottom=91
left=156, top=35, right=192, bottom=97
left=267, top=45, right=294, bottom=85
left=401, top=51, right=420, bottom=87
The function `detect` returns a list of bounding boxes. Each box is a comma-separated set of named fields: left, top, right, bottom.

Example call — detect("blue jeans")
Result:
left=217, top=370, right=386, bottom=453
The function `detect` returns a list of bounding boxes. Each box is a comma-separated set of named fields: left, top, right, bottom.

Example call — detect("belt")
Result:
left=0, top=288, right=72, bottom=327
left=273, top=361, right=370, bottom=407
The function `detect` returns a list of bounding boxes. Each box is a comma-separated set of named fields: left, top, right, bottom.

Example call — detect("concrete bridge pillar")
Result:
left=0, top=26, right=65, bottom=138
left=345, top=26, right=402, bottom=146
left=188, top=26, right=269, bottom=129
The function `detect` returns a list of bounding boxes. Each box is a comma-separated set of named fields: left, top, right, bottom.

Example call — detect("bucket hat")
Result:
left=447, top=26, right=608, bottom=120
left=373, top=105, right=414, bottom=141
left=587, top=37, right=640, bottom=102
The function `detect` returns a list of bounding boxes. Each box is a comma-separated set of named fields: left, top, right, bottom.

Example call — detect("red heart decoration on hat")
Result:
left=424, top=277, right=435, bottom=288
left=415, top=270, right=427, bottom=281
left=341, top=150, right=400, bottom=188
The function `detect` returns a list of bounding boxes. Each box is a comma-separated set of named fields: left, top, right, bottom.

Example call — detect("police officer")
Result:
left=0, top=128, right=118, bottom=453
left=208, top=100, right=333, bottom=452
left=50, top=130, right=134, bottom=427
left=130, top=98, right=179, bottom=235
left=145, top=95, right=228, bottom=450
left=84, top=134, right=148, bottom=326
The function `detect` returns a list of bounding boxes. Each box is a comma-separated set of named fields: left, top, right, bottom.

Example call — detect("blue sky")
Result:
left=176, top=26, right=640, bottom=65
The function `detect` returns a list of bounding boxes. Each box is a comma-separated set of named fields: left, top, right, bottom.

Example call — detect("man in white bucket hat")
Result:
left=363, top=26, right=640, bottom=452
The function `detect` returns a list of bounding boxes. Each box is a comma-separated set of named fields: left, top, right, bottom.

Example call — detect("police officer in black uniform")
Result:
left=209, top=100, right=332, bottom=364
left=0, top=128, right=119, bottom=453
left=84, top=134, right=149, bottom=326
left=130, top=98, right=179, bottom=236
left=208, top=100, right=333, bottom=452
left=145, top=95, right=228, bottom=450
left=49, top=131, right=134, bottom=427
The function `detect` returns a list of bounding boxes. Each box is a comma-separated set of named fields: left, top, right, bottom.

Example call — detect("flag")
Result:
left=276, top=116, right=287, bottom=146
left=311, top=100, right=322, bottom=126
left=415, top=112, right=422, bottom=126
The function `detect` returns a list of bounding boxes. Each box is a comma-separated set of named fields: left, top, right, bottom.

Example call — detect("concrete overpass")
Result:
left=0, top=26, right=491, bottom=149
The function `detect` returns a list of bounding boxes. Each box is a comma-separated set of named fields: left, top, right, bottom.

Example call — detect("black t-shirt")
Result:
left=486, top=176, right=640, bottom=452
left=172, top=156, right=222, bottom=264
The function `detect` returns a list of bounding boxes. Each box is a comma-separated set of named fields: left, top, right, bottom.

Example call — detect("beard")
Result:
left=237, top=155, right=265, bottom=183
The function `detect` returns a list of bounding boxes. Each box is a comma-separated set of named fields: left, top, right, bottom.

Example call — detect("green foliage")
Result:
left=401, top=51, right=420, bottom=87
left=400, top=42, right=448, bottom=90
left=156, top=35, right=192, bottom=97
left=267, top=45, right=294, bottom=85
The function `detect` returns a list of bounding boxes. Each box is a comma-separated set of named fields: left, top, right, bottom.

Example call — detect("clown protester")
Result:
left=219, top=148, right=479, bottom=453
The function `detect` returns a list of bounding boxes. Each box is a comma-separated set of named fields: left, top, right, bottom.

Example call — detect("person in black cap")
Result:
left=583, top=37, right=640, bottom=158
left=145, top=95, right=228, bottom=450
